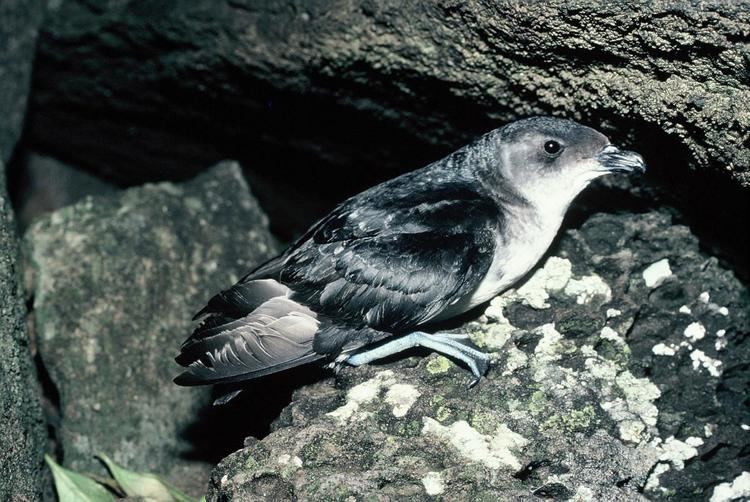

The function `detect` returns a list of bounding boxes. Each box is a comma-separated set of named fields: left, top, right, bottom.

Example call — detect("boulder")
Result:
left=0, top=2, right=53, bottom=498
left=207, top=210, right=749, bottom=501
left=0, top=160, right=48, bottom=501
left=15, top=153, right=117, bottom=230
left=24, top=161, right=277, bottom=494
left=0, top=0, right=44, bottom=162
left=28, top=1, right=750, bottom=192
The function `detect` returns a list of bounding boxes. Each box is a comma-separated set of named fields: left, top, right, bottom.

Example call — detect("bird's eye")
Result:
left=544, top=140, right=562, bottom=155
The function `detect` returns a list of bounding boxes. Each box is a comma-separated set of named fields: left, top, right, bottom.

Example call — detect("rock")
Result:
left=207, top=210, right=749, bottom=501
left=28, top=1, right=750, bottom=192
left=0, top=0, right=44, bottom=161
left=24, top=161, right=277, bottom=494
left=15, top=153, right=117, bottom=230
left=0, top=160, right=48, bottom=501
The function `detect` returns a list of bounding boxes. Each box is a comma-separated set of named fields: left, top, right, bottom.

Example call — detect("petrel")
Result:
left=174, top=117, right=645, bottom=396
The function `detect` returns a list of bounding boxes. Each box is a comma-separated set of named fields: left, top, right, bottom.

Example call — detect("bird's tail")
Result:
left=174, top=292, right=323, bottom=386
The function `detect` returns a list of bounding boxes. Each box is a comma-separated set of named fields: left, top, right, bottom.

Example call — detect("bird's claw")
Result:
left=329, top=354, right=349, bottom=375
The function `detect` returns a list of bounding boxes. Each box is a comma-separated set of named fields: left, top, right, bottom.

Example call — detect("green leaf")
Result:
left=45, top=455, right=116, bottom=502
left=97, top=454, right=200, bottom=502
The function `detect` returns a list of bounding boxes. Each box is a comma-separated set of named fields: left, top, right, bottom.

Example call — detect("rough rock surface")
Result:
left=15, top=153, right=117, bottom=229
left=207, top=210, right=749, bottom=501
left=29, top=0, right=750, bottom=192
left=24, top=162, right=277, bottom=494
left=0, top=161, right=48, bottom=501
left=0, top=1, right=50, bottom=498
left=0, top=0, right=44, bottom=162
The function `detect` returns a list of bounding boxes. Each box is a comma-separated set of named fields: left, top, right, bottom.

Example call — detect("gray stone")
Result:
left=0, top=160, right=48, bottom=501
left=15, top=153, right=117, bottom=230
left=28, top=0, right=750, bottom=191
left=24, top=161, right=277, bottom=495
left=207, top=210, right=749, bottom=501
left=0, top=0, right=44, bottom=161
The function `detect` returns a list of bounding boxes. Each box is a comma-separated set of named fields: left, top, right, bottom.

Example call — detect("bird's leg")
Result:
left=346, top=331, right=490, bottom=386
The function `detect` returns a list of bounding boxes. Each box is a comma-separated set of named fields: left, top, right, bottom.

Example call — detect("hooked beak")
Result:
left=596, top=144, right=647, bottom=174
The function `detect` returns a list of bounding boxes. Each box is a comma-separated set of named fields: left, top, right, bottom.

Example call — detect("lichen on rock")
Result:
left=207, top=209, right=749, bottom=501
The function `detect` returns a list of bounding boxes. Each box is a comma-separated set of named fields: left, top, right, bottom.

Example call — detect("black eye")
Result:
left=544, top=140, right=562, bottom=155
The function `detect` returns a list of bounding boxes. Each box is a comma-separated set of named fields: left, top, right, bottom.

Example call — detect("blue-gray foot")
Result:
left=345, top=331, right=490, bottom=386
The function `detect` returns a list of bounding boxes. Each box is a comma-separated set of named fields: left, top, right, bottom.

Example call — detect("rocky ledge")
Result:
left=208, top=210, right=749, bottom=501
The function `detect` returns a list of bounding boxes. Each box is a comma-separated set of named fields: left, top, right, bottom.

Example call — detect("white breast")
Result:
left=437, top=209, right=563, bottom=320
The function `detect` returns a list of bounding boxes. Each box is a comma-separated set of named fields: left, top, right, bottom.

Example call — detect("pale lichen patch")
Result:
left=327, top=370, right=397, bottom=422
left=710, top=472, right=750, bottom=502
left=606, top=308, right=622, bottom=318
left=598, top=371, right=661, bottom=443
left=652, top=343, right=677, bottom=356
left=564, top=275, right=612, bottom=305
left=571, top=485, right=595, bottom=501
left=642, top=259, right=672, bottom=288
left=421, top=418, right=528, bottom=471
left=425, top=355, right=453, bottom=375
left=690, top=349, right=722, bottom=377
left=501, top=346, right=528, bottom=376
left=644, top=462, right=671, bottom=492
left=421, top=471, right=444, bottom=496
left=684, top=321, right=706, bottom=342
left=654, top=436, right=700, bottom=469
left=277, top=454, right=303, bottom=468
left=600, top=326, right=625, bottom=345
left=475, top=257, right=573, bottom=347
left=385, top=383, right=420, bottom=418
left=513, top=256, right=572, bottom=308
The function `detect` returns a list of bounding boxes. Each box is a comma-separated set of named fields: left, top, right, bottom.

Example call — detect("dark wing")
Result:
left=280, top=180, right=501, bottom=341
left=179, top=176, right=502, bottom=378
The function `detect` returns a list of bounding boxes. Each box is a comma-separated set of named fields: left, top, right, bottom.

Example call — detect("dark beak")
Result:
left=596, top=144, right=647, bottom=174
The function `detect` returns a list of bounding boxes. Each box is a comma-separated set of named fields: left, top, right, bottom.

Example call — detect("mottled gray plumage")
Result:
left=175, top=117, right=645, bottom=393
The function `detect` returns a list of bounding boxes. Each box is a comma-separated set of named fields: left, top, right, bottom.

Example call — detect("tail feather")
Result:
left=175, top=295, right=323, bottom=385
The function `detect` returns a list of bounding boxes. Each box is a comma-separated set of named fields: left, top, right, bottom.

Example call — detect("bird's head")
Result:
left=490, top=116, right=646, bottom=215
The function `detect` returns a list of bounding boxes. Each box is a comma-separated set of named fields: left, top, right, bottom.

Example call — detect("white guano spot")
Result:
left=384, top=383, right=420, bottom=418
left=679, top=305, right=692, bottom=314
left=421, top=418, right=528, bottom=470
left=710, top=472, right=750, bottom=502
left=699, top=291, right=711, bottom=303
left=741, top=424, right=750, bottom=431
left=690, top=350, right=722, bottom=377
left=684, top=322, right=706, bottom=342
left=642, top=259, right=672, bottom=288
left=718, top=306, right=729, bottom=316
left=421, top=471, right=444, bottom=496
